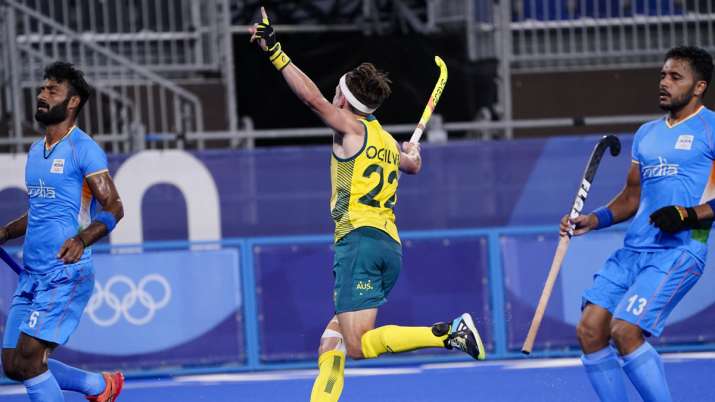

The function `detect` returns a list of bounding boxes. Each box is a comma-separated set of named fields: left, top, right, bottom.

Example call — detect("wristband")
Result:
left=682, top=206, right=698, bottom=226
left=75, top=235, right=88, bottom=248
left=592, top=206, right=614, bottom=230
left=268, top=43, right=291, bottom=71
left=95, top=211, right=117, bottom=232
left=707, top=199, right=715, bottom=215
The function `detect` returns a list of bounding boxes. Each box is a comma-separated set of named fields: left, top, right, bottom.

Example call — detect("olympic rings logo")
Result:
left=85, top=274, right=172, bottom=327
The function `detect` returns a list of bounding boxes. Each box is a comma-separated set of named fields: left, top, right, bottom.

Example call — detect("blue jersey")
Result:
left=24, top=126, right=108, bottom=273
left=625, top=106, right=715, bottom=260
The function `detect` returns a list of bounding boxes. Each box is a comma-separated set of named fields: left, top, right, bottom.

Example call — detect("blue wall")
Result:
left=1, top=135, right=715, bottom=378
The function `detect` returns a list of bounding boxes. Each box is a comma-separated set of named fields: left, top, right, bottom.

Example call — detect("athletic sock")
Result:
left=24, top=370, right=64, bottom=402
left=581, top=346, right=629, bottom=402
left=310, top=349, right=345, bottom=402
left=360, top=325, right=447, bottom=359
left=48, top=359, right=106, bottom=396
left=622, top=342, right=672, bottom=402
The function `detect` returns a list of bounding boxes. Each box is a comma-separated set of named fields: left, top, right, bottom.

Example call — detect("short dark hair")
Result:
left=665, top=46, right=714, bottom=92
left=345, top=63, right=392, bottom=112
left=43, top=61, right=92, bottom=114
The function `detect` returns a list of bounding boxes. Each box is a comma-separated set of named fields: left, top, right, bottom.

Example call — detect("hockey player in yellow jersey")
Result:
left=250, top=8, right=485, bottom=402
left=330, top=113, right=401, bottom=244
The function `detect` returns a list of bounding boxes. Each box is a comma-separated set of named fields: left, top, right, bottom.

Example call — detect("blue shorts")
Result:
left=2, top=262, right=95, bottom=348
left=582, top=248, right=703, bottom=337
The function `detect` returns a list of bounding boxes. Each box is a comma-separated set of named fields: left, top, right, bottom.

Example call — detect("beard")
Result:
left=659, top=85, right=695, bottom=113
left=35, top=98, right=70, bottom=126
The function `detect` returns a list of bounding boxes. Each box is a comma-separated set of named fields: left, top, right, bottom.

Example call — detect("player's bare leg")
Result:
left=577, top=304, right=628, bottom=402
left=610, top=319, right=644, bottom=355
left=1, top=334, right=54, bottom=381
left=336, top=309, right=377, bottom=359
left=2, top=334, right=63, bottom=402
left=577, top=303, right=612, bottom=353
left=3, top=333, right=123, bottom=402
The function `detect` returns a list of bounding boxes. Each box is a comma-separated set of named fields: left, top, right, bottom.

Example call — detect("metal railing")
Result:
left=12, top=0, right=220, bottom=74
left=428, top=0, right=498, bottom=61
left=0, top=0, right=703, bottom=151
left=1, top=43, right=137, bottom=152
left=507, top=0, right=715, bottom=72
left=0, top=0, right=209, bottom=153
left=169, top=112, right=659, bottom=147
left=476, top=0, right=715, bottom=138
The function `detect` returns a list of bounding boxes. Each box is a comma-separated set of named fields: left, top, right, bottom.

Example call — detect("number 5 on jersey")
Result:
left=28, top=311, right=40, bottom=328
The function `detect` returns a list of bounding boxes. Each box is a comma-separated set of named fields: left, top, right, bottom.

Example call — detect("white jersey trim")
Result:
left=85, top=168, right=109, bottom=178
left=665, top=105, right=704, bottom=128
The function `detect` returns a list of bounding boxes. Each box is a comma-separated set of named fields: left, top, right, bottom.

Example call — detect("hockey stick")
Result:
left=398, top=56, right=447, bottom=179
left=521, top=134, right=621, bottom=355
left=409, top=56, right=448, bottom=144
left=0, top=247, right=22, bottom=275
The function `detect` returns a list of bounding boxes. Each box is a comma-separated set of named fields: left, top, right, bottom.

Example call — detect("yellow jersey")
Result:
left=330, top=115, right=400, bottom=244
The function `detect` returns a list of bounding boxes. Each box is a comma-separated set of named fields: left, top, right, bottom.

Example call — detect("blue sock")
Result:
left=581, top=346, right=629, bottom=402
left=23, top=370, right=64, bottom=402
left=622, top=342, right=672, bottom=402
left=48, top=359, right=105, bottom=396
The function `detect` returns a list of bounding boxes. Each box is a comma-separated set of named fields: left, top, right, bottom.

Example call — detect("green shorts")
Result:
left=333, top=227, right=402, bottom=313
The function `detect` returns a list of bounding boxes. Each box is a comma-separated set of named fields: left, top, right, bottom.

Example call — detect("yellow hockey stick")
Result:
left=409, top=56, right=448, bottom=144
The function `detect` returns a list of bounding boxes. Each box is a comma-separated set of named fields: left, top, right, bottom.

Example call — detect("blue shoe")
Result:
left=433, top=313, right=486, bottom=361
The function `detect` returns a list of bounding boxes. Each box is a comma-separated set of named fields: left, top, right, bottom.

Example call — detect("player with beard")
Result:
left=562, top=46, right=715, bottom=402
left=0, top=62, right=125, bottom=402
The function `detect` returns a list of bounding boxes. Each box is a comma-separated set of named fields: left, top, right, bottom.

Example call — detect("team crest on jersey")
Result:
left=675, top=135, right=694, bottom=150
left=50, top=159, right=65, bottom=174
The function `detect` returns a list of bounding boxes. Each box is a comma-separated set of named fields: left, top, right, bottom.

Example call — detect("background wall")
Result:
left=2, top=134, right=714, bottom=375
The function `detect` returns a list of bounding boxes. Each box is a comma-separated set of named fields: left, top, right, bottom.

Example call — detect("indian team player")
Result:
left=563, top=46, right=715, bottom=402
left=0, top=62, right=124, bottom=402
left=250, top=7, right=485, bottom=402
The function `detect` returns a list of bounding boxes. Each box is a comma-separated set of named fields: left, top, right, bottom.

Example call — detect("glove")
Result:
left=255, top=20, right=277, bottom=50
left=251, top=7, right=291, bottom=71
left=649, top=205, right=698, bottom=233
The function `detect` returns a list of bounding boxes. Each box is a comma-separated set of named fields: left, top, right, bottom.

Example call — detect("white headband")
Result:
left=339, top=74, right=376, bottom=114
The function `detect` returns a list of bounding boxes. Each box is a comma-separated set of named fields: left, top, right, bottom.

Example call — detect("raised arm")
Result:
left=0, top=212, right=28, bottom=244
left=249, top=7, right=360, bottom=136
left=280, top=64, right=359, bottom=135
left=57, top=172, right=123, bottom=263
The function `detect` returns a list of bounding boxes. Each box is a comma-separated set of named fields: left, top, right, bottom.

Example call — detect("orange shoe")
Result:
left=86, top=371, right=124, bottom=402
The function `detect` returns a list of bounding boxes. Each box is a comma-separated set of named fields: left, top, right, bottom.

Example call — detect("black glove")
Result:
left=649, top=205, right=698, bottom=233
left=251, top=7, right=291, bottom=71
left=254, top=21, right=277, bottom=51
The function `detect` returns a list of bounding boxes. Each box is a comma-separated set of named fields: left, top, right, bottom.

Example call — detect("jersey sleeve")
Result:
left=704, top=112, right=715, bottom=160
left=631, top=132, right=641, bottom=165
left=631, top=122, right=652, bottom=165
left=77, top=139, right=108, bottom=177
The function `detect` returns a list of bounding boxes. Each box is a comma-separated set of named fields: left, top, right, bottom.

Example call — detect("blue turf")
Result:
left=1, top=354, right=713, bottom=401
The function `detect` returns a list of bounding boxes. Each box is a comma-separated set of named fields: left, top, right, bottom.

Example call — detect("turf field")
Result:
left=1, top=352, right=714, bottom=401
